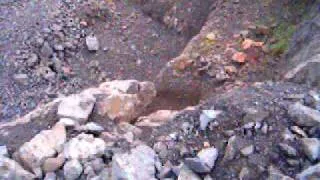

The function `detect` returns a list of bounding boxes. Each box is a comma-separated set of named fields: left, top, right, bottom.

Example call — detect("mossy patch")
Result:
left=269, top=23, right=296, bottom=56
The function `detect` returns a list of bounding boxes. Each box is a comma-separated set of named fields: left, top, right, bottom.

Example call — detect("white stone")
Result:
left=0, top=145, right=8, bottom=157
left=301, top=138, right=320, bottom=161
left=112, top=145, right=157, bottom=180
left=197, top=147, right=218, bottom=169
left=64, top=159, right=83, bottom=180
left=86, top=34, right=99, bottom=51
left=200, top=109, right=222, bottom=130
left=0, top=156, right=35, bottom=179
left=63, top=134, right=106, bottom=160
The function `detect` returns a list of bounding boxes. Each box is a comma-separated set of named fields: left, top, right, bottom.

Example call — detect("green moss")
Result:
left=270, top=23, right=296, bottom=56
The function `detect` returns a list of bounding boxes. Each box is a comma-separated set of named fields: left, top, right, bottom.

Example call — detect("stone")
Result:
left=86, top=34, right=99, bottom=51
left=239, top=167, right=250, bottom=180
left=197, top=147, right=218, bottom=170
left=300, top=138, right=320, bottom=161
left=288, top=102, right=320, bottom=127
left=112, top=145, right=157, bottom=180
left=178, top=165, right=201, bottom=180
left=0, top=156, right=35, bottom=179
left=13, top=73, right=28, bottom=85
left=184, top=158, right=211, bottom=173
left=41, top=41, right=54, bottom=58
left=290, top=126, right=308, bottom=138
left=243, top=108, right=269, bottom=123
left=240, top=145, right=254, bottom=156
left=199, top=109, right=222, bottom=130
left=296, top=163, right=320, bottom=180
left=63, top=134, right=106, bottom=160
left=223, top=136, right=237, bottom=161
left=278, top=143, right=297, bottom=157
left=63, top=159, right=83, bottom=180
left=232, top=51, right=247, bottom=63
left=43, top=154, right=65, bottom=173
left=58, top=93, right=96, bottom=124
left=90, top=158, right=105, bottom=173
left=58, top=118, right=77, bottom=127
left=16, top=123, right=66, bottom=176
left=136, top=110, right=178, bottom=127
left=0, top=145, right=8, bottom=157
left=78, top=122, right=104, bottom=134
left=44, top=172, right=57, bottom=180
left=27, top=53, right=39, bottom=67
left=268, top=166, right=293, bottom=180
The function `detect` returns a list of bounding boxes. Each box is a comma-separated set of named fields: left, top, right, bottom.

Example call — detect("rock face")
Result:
left=288, top=102, right=320, bottom=126
left=16, top=123, right=66, bottom=176
left=0, top=156, right=35, bottom=179
left=63, top=134, right=106, bottom=160
left=112, top=145, right=157, bottom=180
left=58, top=93, right=96, bottom=124
left=284, top=14, right=320, bottom=88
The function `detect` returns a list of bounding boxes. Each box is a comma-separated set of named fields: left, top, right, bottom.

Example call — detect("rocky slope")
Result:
left=1, top=0, right=320, bottom=179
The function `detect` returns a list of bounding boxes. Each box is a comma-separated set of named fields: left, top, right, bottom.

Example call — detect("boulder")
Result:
left=112, top=145, right=157, bottom=180
left=0, top=156, right=35, bottom=180
left=16, top=123, right=66, bottom=176
left=63, top=134, right=106, bottom=160
left=57, top=93, right=96, bottom=124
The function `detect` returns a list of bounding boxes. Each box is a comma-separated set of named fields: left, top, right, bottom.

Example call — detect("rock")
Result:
left=290, top=126, right=308, bottom=138
left=184, top=146, right=218, bottom=173
left=27, top=53, right=39, bottom=67
left=240, top=145, right=254, bottom=156
left=243, top=108, right=269, bottom=123
left=44, top=172, right=57, bottom=180
left=90, top=158, right=105, bottom=173
left=296, top=163, right=320, bottom=180
left=13, top=73, right=28, bottom=85
left=300, top=138, right=320, bottom=161
left=206, top=33, right=216, bottom=41
left=86, top=34, right=99, bottom=51
left=78, top=122, right=104, bottom=134
left=223, top=136, right=238, bottom=161
left=43, top=154, right=65, bottom=173
left=0, top=145, right=8, bottom=157
left=63, top=159, right=83, bottom=180
left=288, top=102, right=320, bottom=127
left=63, top=134, right=106, bottom=160
left=58, top=118, right=77, bottom=127
left=178, top=165, right=201, bottom=180
left=58, top=93, right=96, bottom=124
left=112, top=145, right=157, bottom=180
left=232, top=51, right=247, bottom=63
left=96, top=80, right=156, bottom=122
left=0, top=156, right=35, bottom=179
left=136, top=110, right=178, bottom=127
left=41, top=41, right=54, bottom=58
left=16, top=123, right=66, bottom=176
left=268, top=166, right=293, bottom=180
left=199, top=109, right=222, bottom=130
left=239, top=167, right=250, bottom=180
left=278, top=143, right=297, bottom=157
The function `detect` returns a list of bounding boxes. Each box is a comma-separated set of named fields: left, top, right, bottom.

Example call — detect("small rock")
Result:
left=290, top=126, right=308, bottom=138
left=288, top=102, right=320, bottom=127
left=232, top=52, right=247, bottom=63
left=268, top=166, right=293, bottom=180
left=41, top=41, right=54, bottom=58
left=27, top=53, right=39, bottom=67
left=206, top=32, right=216, bottom=41
left=54, top=44, right=64, bottom=51
left=136, top=110, right=178, bottom=127
left=223, top=136, right=237, bottom=161
left=300, top=138, right=320, bottom=161
left=79, top=122, right=104, bottom=134
left=278, top=143, right=297, bottom=157
left=86, top=34, right=100, bottom=51
left=13, top=73, right=28, bottom=85
left=0, top=145, right=8, bottom=157
left=43, top=154, right=65, bottom=173
left=199, top=109, right=222, bottom=130
left=63, top=159, right=83, bottom=180
left=240, top=145, right=254, bottom=156
left=178, top=165, right=201, bottom=180
left=58, top=118, right=77, bottom=127
left=239, top=167, right=250, bottom=180
left=197, top=147, right=218, bottom=170
left=296, top=163, right=320, bottom=180
left=44, top=172, right=57, bottom=180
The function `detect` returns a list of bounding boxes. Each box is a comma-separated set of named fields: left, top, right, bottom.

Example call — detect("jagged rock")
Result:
left=184, top=147, right=218, bottom=173
left=43, top=154, right=65, bottom=173
left=77, top=122, right=104, bottom=134
left=136, top=110, right=178, bottom=127
left=96, top=80, right=156, bottom=122
left=288, top=102, right=320, bottom=127
left=63, top=159, right=83, bottom=180
left=296, top=163, right=320, bottom=180
left=112, top=145, right=157, bottom=180
left=16, top=123, right=66, bottom=176
left=59, top=118, right=77, bottom=127
left=300, top=138, right=320, bottom=161
left=178, top=165, right=201, bottom=180
left=278, top=143, right=297, bottom=157
left=63, top=134, right=106, bottom=160
left=86, top=34, right=99, bottom=51
left=0, top=145, right=8, bottom=157
left=223, top=136, right=238, bottom=161
left=199, top=109, right=222, bottom=130
left=58, top=93, right=96, bottom=124
left=44, top=172, right=57, bottom=180
left=0, top=156, right=35, bottom=179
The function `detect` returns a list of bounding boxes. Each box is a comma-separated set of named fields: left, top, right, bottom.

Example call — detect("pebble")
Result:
left=240, top=145, right=254, bottom=156
left=86, top=34, right=100, bottom=51
left=278, top=143, right=297, bottom=157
